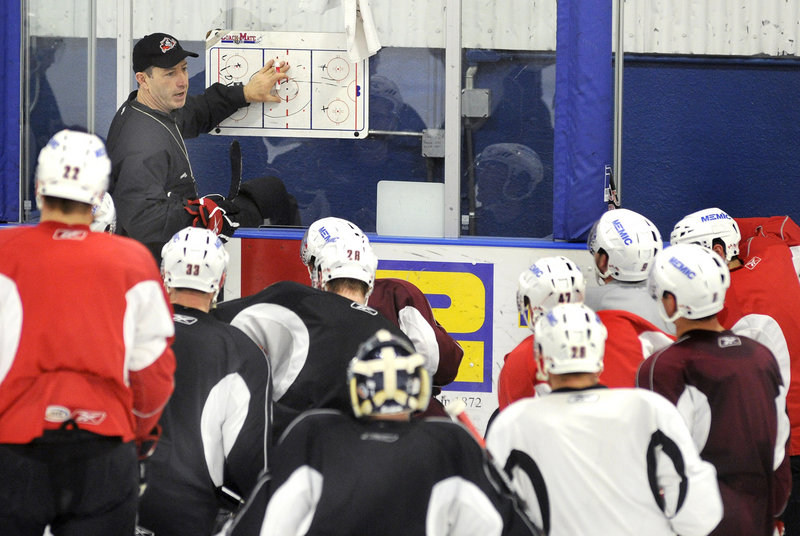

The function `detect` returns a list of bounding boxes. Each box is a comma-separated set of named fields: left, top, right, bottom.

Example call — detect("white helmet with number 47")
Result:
left=534, top=303, right=607, bottom=377
left=161, top=227, right=229, bottom=300
left=517, top=256, right=586, bottom=332
left=35, top=129, right=110, bottom=208
left=648, top=243, right=730, bottom=323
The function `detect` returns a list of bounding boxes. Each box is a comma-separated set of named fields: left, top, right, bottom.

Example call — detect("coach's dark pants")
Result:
left=0, top=429, right=138, bottom=536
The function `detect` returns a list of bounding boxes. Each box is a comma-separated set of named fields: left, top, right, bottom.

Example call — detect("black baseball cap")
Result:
left=132, top=33, right=199, bottom=73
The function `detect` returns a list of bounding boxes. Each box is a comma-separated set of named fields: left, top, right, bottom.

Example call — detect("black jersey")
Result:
left=214, top=281, right=412, bottom=440
left=138, top=304, right=271, bottom=536
left=224, top=410, right=539, bottom=536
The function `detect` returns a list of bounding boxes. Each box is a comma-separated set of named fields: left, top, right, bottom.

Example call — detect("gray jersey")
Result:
left=585, top=280, right=675, bottom=334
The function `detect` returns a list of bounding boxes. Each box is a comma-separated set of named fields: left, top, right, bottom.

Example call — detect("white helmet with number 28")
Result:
left=314, top=230, right=378, bottom=295
left=35, top=129, right=110, bottom=208
left=534, top=303, right=607, bottom=377
left=161, top=227, right=229, bottom=300
left=300, top=217, right=364, bottom=288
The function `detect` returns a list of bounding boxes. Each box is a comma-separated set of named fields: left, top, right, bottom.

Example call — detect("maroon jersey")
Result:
left=637, top=329, right=785, bottom=536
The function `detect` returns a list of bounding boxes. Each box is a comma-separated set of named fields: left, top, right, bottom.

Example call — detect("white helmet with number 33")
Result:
left=534, top=303, right=607, bottom=377
left=517, top=256, right=586, bottom=332
left=161, top=227, right=229, bottom=300
left=35, top=129, right=110, bottom=208
left=348, top=329, right=431, bottom=417
left=648, top=243, right=731, bottom=323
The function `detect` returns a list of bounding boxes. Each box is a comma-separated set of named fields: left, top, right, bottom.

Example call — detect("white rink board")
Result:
left=205, top=30, right=369, bottom=139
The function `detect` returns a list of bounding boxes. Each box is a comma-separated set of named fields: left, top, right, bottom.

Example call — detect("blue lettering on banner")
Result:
left=700, top=213, right=730, bottom=222
left=669, top=257, right=696, bottom=279
left=612, top=219, right=633, bottom=245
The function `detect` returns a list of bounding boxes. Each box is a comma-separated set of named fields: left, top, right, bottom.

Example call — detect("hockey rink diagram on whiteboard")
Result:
left=205, top=31, right=369, bottom=139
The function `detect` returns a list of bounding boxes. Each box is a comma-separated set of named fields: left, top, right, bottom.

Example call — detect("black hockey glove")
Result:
left=184, top=196, right=239, bottom=241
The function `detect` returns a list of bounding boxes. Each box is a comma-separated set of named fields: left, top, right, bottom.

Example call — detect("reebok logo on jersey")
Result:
left=53, top=229, right=88, bottom=241
left=567, top=393, right=599, bottom=404
left=351, top=302, right=378, bottom=315
left=360, top=432, right=400, bottom=443
left=612, top=219, right=634, bottom=245
left=173, top=314, right=199, bottom=325
left=745, top=256, right=761, bottom=270
left=718, top=335, right=742, bottom=348
left=44, top=405, right=107, bottom=425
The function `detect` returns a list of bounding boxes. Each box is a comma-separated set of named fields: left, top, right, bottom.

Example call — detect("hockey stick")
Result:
left=227, top=139, right=242, bottom=200
left=446, top=400, right=543, bottom=535
left=445, top=399, right=486, bottom=447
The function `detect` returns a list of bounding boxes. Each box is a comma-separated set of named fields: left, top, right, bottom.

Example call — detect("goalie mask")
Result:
left=300, top=217, right=364, bottom=288
left=534, top=303, right=607, bottom=378
left=648, top=243, right=730, bottom=323
left=314, top=231, right=378, bottom=297
left=161, top=227, right=229, bottom=300
left=35, top=129, right=110, bottom=209
left=348, top=329, right=431, bottom=417
left=587, top=208, right=663, bottom=282
left=670, top=207, right=741, bottom=262
left=517, top=256, right=586, bottom=332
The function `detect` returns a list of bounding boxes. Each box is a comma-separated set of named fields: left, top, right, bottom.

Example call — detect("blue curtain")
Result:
left=0, top=1, right=20, bottom=222
left=552, top=0, right=613, bottom=240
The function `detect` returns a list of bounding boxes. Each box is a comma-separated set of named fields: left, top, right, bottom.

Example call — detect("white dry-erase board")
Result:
left=205, top=30, right=369, bottom=139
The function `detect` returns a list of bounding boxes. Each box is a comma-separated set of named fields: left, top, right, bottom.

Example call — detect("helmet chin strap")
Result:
left=656, top=298, right=681, bottom=324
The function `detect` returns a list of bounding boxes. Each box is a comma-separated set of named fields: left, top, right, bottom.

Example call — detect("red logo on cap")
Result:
left=159, top=37, right=176, bottom=53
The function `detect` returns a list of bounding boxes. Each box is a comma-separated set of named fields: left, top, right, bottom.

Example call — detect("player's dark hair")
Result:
left=41, top=195, right=92, bottom=214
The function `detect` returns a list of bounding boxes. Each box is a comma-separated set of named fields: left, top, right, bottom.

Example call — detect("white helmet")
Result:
left=300, top=217, right=364, bottom=288
left=648, top=243, right=730, bottom=323
left=315, top=231, right=378, bottom=296
left=90, top=192, right=117, bottom=233
left=534, top=303, right=607, bottom=376
left=587, top=208, right=663, bottom=282
left=670, top=207, right=741, bottom=262
left=161, top=227, right=229, bottom=300
left=517, top=256, right=586, bottom=332
left=348, top=329, right=431, bottom=417
left=35, top=129, right=110, bottom=208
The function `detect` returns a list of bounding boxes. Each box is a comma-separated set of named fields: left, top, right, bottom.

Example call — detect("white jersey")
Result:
left=585, top=280, right=675, bottom=334
left=486, top=386, right=722, bottom=536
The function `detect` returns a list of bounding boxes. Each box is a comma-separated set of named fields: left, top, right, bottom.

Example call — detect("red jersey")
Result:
left=497, top=310, right=673, bottom=410
left=0, top=222, right=175, bottom=443
left=719, top=216, right=800, bottom=455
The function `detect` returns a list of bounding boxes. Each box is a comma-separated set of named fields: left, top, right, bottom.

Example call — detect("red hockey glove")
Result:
left=184, top=196, right=239, bottom=240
